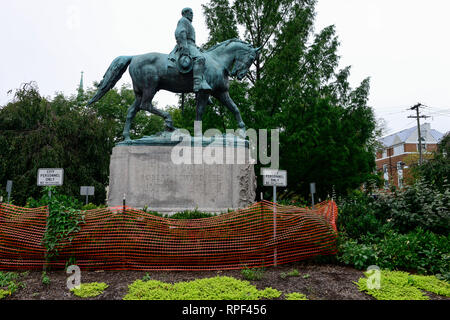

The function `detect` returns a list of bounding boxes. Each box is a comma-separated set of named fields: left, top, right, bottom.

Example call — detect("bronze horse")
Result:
left=88, top=39, right=261, bottom=141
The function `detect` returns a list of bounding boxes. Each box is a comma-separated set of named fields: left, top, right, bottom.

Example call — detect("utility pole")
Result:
left=408, top=103, right=430, bottom=166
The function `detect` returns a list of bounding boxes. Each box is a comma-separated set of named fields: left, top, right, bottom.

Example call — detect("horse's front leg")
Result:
left=123, top=99, right=140, bottom=141
left=214, top=91, right=246, bottom=134
left=196, top=93, right=210, bottom=121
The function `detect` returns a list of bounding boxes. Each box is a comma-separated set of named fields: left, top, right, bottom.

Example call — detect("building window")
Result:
left=382, top=150, right=387, bottom=158
left=394, top=144, right=403, bottom=156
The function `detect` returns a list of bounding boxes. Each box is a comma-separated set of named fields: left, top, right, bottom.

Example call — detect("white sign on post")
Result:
left=37, top=169, right=64, bottom=186
left=261, top=168, right=287, bottom=187
left=80, top=186, right=95, bottom=196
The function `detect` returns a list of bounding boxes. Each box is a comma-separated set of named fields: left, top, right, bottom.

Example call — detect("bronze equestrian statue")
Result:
left=88, top=7, right=261, bottom=141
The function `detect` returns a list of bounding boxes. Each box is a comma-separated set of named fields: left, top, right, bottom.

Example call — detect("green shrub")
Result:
left=41, top=272, right=50, bottom=286
left=123, top=276, right=281, bottom=300
left=285, top=292, right=308, bottom=300
left=167, top=209, right=217, bottom=220
left=0, top=272, right=25, bottom=297
left=142, top=273, right=151, bottom=281
left=373, top=179, right=450, bottom=235
left=338, top=239, right=378, bottom=270
left=26, top=186, right=83, bottom=209
left=338, top=180, right=449, bottom=239
left=287, top=269, right=300, bottom=277
left=337, top=191, right=387, bottom=240
left=81, top=203, right=105, bottom=210
left=41, top=187, right=85, bottom=259
left=241, top=267, right=265, bottom=281
left=71, top=282, right=109, bottom=298
left=338, top=228, right=450, bottom=276
left=377, top=228, right=449, bottom=275
left=356, top=270, right=450, bottom=300
left=0, top=289, right=9, bottom=299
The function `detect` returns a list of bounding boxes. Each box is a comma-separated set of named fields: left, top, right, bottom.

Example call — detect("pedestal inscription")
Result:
left=108, top=145, right=256, bottom=213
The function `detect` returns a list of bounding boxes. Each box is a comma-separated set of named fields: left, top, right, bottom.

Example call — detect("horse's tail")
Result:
left=87, top=56, right=133, bottom=106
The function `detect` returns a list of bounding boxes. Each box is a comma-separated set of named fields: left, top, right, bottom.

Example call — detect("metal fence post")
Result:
left=273, top=185, right=277, bottom=267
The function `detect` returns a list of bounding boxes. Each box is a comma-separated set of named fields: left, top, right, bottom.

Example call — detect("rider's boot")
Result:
left=193, top=58, right=212, bottom=93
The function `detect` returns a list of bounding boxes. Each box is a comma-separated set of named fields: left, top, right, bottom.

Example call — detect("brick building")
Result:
left=375, top=123, right=445, bottom=188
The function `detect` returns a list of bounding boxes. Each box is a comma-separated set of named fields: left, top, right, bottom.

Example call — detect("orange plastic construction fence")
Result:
left=0, top=200, right=338, bottom=271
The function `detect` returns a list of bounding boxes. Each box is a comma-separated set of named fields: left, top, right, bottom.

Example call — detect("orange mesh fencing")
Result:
left=0, top=200, right=338, bottom=271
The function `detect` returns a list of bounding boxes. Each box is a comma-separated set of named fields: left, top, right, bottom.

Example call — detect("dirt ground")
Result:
left=5, top=262, right=449, bottom=300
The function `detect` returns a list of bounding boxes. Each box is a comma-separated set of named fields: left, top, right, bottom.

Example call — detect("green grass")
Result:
left=356, top=270, right=450, bottom=300
left=71, top=282, right=109, bottom=298
left=285, top=292, right=308, bottom=300
left=0, top=289, right=10, bottom=299
left=123, top=276, right=282, bottom=300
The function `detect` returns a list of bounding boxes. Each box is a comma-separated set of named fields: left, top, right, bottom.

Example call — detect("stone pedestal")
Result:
left=108, top=138, right=256, bottom=213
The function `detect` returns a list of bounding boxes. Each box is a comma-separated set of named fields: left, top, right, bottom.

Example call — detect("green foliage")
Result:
left=145, top=208, right=218, bottom=219
left=412, top=133, right=450, bottom=193
left=41, top=271, right=50, bottom=286
left=287, top=269, right=300, bottom=277
left=337, top=191, right=389, bottom=240
left=338, top=178, right=450, bottom=238
left=356, top=270, right=450, bottom=300
left=142, top=273, right=152, bottom=281
left=42, top=187, right=85, bottom=259
left=202, top=0, right=239, bottom=49
left=0, top=272, right=25, bottom=298
left=26, top=186, right=83, bottom=209
left=71, top=282, right=109, bottom=298
left=0, top=289, right=9, bottom=299
left=338, top=228, right=450, bottom=275
left=167, top=209, right=217, bottom=220
left=338, top=239, right=379, bottom=270
left=0, top=82, right=164, bottom=206
left=281, top=269, right=302, bottom=279
left=373, top=179, right=450, bottom=235
left=285, top=292, right=308, bottom=300
left=123, top=276, right=281, bottom=300
left=277, top=191, right=309, bottom=207
left=241, top=267, right=265, bottom=281
left=0, top=83, right=111, bottom=205
left=201, top=0, right=378, bottom=199
left=81, top=203, right=105, bottom=210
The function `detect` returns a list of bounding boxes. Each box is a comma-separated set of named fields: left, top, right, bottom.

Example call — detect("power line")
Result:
left=382, top=120, right=417, bottom=136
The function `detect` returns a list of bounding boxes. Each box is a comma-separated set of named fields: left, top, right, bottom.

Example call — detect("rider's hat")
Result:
left=177, top=53, right=193, bottom=74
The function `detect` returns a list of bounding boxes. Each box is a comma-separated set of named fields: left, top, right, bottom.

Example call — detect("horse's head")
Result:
left=231, top=45, right=261, bottom=80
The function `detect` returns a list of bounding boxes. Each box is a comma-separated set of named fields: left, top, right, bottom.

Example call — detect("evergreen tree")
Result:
left=202, top=0, right=378, bottom=198
left=0, top=82, right=164, bottom=205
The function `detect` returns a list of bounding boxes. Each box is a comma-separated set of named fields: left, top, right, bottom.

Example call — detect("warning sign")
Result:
left=37, top=168, right=64, bottom=186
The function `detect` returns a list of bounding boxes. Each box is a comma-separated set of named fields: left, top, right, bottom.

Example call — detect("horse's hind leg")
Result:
left=123, top=97, right=141, bottom=141
left=140, top=88, right=175, bottom=131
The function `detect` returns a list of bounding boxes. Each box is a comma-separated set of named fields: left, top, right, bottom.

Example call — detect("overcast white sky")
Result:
left=1, top=0, right=449, bottom=135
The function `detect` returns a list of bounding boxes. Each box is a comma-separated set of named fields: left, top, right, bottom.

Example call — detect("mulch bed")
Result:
left=4, top=262, right=449, bottom=300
